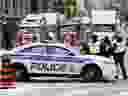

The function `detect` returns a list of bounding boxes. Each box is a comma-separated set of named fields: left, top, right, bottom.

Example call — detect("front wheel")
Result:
left=80, top=65, right=102, bottom=81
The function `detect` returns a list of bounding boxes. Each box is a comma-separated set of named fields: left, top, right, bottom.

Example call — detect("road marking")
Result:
left=120, top=92, right=128, bottom=95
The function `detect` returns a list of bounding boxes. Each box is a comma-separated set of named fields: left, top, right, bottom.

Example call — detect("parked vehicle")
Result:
left=0, top=42, right=116, bottom=81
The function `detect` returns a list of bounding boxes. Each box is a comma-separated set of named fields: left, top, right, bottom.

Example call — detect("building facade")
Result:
left=0, top=0, right=49, bottom=17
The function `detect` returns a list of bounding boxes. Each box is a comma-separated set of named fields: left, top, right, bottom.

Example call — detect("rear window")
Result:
left=17, top=45, right=46, bottom=54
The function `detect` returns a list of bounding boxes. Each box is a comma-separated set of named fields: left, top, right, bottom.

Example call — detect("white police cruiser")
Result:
left=1, top=42, right=116, bottom=81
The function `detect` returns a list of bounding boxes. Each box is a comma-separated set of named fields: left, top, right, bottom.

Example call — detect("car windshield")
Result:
left=46, top=46, right=72, bottom=56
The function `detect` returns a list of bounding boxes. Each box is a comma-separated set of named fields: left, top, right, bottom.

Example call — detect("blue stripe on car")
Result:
left=15, top=55, right=96, bottom=64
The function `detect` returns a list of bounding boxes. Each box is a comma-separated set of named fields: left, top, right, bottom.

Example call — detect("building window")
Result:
left=30, top=0, right=38, bottom=13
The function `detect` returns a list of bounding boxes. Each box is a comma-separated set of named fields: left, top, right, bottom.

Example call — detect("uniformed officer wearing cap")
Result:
left=112, top=34, right=127, bottom=80
left=88, top=35, right=100, bottom=55
left=99, top=36, right=112, bottom=57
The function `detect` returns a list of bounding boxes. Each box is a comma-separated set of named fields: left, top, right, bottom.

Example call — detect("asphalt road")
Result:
left=0, top=80, right=128, bottom=96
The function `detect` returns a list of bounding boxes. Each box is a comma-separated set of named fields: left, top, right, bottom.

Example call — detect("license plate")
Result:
left=30, top=64, right=65, bottom=72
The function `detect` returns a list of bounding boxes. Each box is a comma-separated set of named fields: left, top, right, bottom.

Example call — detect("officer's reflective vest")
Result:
left=88, top=42, right=100, bottom=53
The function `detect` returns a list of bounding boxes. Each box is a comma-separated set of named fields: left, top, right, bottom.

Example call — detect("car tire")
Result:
left=17, top=68, right=30, bottom=81
left=80, top=64, right=102, bottom=81
left=16, top=68, right=29, bottom=81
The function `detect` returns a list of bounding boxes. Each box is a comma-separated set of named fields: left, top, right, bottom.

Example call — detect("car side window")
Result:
left=46, top=47, right=56, bottom=54
left=17, top=48, right=33, bottom=53
left=46, top=46, right=71, bottom=55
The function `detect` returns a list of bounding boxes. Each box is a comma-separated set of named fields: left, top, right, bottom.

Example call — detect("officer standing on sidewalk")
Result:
left=112, top=33, right=127, bottom=80
left=100, top=36, right=112, bottom=57
left=2, top=9, right=18, bottom=50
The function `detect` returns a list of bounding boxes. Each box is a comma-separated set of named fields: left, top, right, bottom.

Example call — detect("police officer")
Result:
left=2, top=15, right=18, bottom=49
left=112, top=34, right=127, bottom=79
left=80, top=41, right=90, bottom=54
left=99, top=36, right=112, bottom=57
left=88, top=35, right=100, bottom=54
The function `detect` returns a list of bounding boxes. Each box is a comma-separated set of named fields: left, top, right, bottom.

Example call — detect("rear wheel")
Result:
left=80, top=65, right=102, bottom=81
left=16, top=68, right=30, bottom=81
left=15, top=63, right=30, bottom=81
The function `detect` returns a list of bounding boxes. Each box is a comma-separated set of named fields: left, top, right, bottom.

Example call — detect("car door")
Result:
left=41, top=46, right=69, bottom=72
left=15, top=45, right=45, bottom=64
left=45, top=46, right=83, bottom=64
left=32, top=46, right=79, bottom=73
left=16, top=45, right=47, bottom=73
left=45, top=46, right=86, bottom=73
left=15, top=47, right=34, bottom=64
left=28, top=45, right=70, bottom=73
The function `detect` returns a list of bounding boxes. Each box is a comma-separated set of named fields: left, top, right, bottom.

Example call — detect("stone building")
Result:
left=0, top=0, right=56, bottom=49
left=0, top=0, right=50, bottom=17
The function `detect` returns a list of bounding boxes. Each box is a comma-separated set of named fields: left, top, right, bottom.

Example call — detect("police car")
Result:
left=1, top=42, right=116, bottom=81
